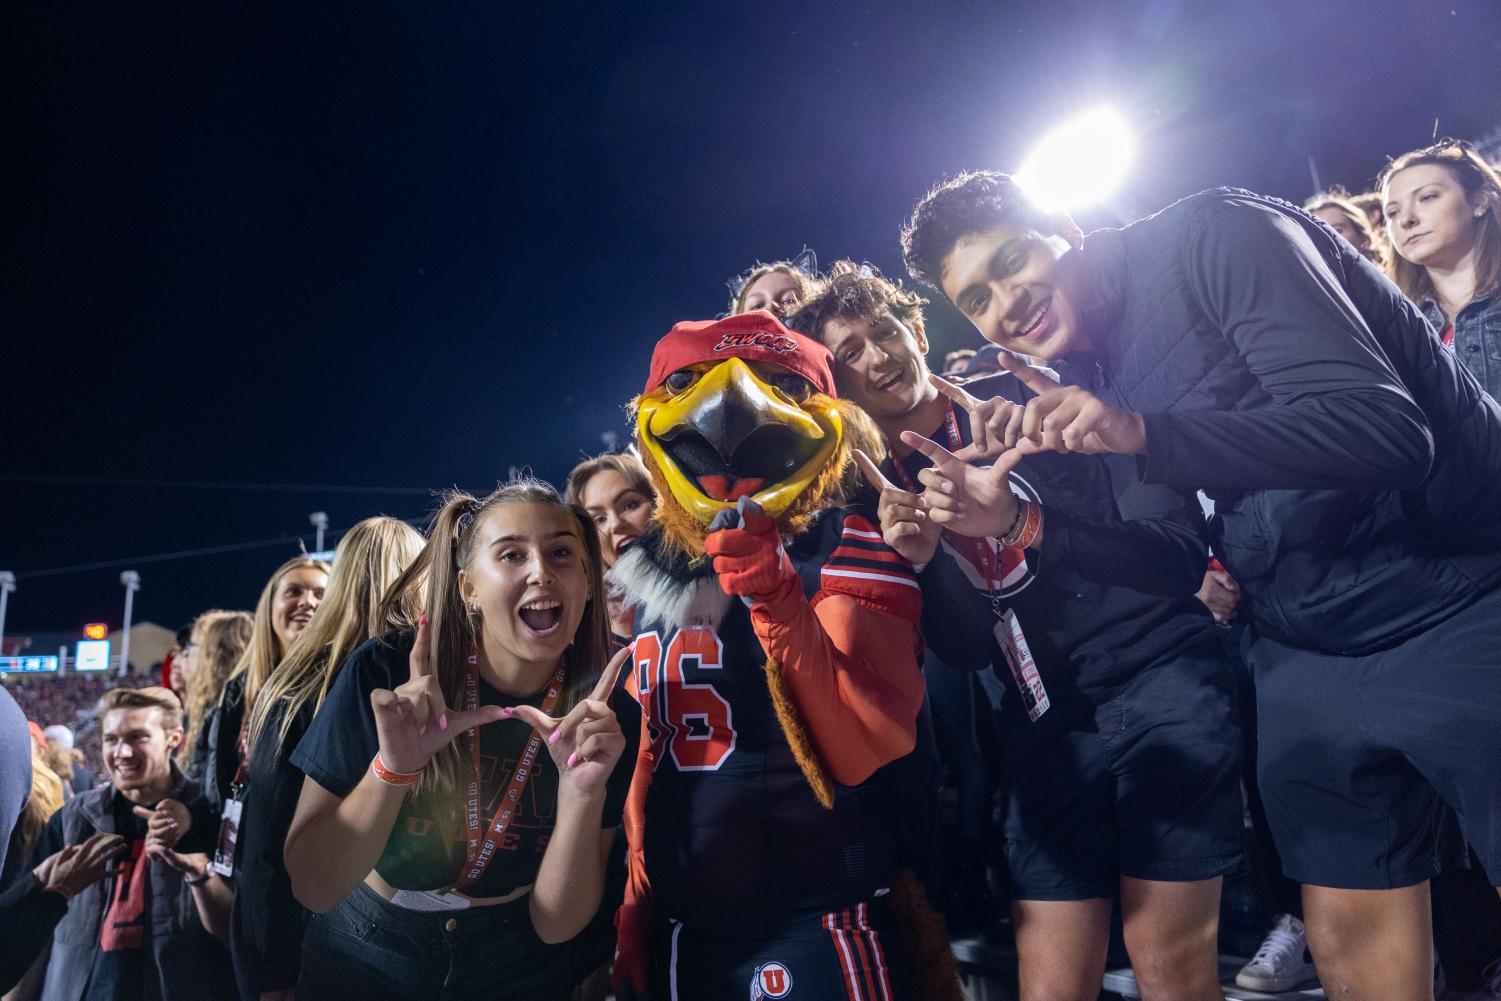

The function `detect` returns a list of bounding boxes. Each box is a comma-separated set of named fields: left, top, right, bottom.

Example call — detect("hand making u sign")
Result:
left=852, top=449, right=942, bottom=567
left=994, top=352, right=1148, bottom=456
left=504, top=644, right=631, bottom=798
left=928, top=372, right=1027, bottom=463
left=369, top=614, right=515, bottom=776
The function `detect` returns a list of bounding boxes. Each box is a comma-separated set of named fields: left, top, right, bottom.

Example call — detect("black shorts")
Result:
left=652, top=896, right=909, bottom=1000
left=1249, top=585, right=1501, bottom=890
left=1000, top=652, right=1245, bottom=900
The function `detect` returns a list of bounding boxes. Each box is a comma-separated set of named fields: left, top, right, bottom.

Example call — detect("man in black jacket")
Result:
left=900, top=171, right=1501, bottom=1000
left=791, top=263, right=1242, bottom=1001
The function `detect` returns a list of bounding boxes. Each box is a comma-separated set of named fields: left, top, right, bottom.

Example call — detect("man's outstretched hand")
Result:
left=997, top=353, right=1147, bottom=456
left=896, top=431, right=1028, bottom=540
left=34, top=832, right=127, bottom=899
left=853, top=449, right=941, bottom=567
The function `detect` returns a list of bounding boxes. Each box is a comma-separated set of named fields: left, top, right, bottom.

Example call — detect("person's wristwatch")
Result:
left=183, top=864, right=212, bottom=886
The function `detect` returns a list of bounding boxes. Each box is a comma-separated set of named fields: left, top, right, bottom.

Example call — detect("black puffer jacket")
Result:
left=1071, top=188, right=1501, bottom=655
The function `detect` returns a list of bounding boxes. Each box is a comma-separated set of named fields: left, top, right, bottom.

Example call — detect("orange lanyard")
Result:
left=455, top=648, right=565, bottom=889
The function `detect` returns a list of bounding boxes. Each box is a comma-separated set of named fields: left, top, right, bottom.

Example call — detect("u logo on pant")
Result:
left=750, top=961, right=793, bottom=999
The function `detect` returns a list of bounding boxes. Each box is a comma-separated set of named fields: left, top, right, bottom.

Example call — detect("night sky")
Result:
left=4, top=0, right=1500, bottom=635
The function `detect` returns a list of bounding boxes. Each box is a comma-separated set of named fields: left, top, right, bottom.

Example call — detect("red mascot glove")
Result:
left=612, top=899, right=652, bottom=1001
left=703, top=496, right=797, bottom=603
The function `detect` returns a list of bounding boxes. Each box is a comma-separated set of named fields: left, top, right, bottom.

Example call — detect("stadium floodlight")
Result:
left=1014, top=107, right=1135, bottom=214
left=309, top=511, right=329, bottom=552
left=0, top=571, right=15, bottom=657
left=119, top=570, right=140, bottom=677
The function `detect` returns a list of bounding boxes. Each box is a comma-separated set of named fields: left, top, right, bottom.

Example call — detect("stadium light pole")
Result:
left=119, top=570, right=140, bottom=677
left=309, top=511, right=329, bottom=553
left=0, top=571, right=15, bottom=657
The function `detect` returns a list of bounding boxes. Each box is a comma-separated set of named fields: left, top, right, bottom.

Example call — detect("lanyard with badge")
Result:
left=210, top=725, right=249, bottom=876
left=390, top=648, right=567, bottom=910
left=894, top=403, right=1051, bottom=722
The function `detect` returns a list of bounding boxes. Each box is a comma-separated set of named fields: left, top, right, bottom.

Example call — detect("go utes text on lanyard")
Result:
left=895, top=403, right=1050, bottom=722
left=456, top=648, right=566, bottom=890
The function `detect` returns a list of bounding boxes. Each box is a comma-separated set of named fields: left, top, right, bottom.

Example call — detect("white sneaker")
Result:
left=1235, top=914, right=1319, bottom=992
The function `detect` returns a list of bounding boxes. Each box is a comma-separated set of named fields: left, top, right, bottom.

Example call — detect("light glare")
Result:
left=1015, top=108, right=1135, bottom=214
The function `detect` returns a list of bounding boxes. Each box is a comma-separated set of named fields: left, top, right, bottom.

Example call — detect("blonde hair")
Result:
left=247, top=517, right=424, bottom=753
left=19, top=746, right=66, bottom=859
left=377, top=479, right=611, bottom=797
left=100, top=686, right=184, bottom=734
left=180, top=609, right=253, bottom=769
left=228, top=556, right=330, bottom=715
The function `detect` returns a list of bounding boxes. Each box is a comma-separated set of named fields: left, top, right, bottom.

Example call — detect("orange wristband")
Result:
left=371, top=754, right=422, bottom=786
left=1000, top=498, right=1044, bottom=550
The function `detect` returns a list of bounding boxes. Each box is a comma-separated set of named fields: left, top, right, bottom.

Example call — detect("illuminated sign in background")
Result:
left=75, top=639, right=111, bottom=671
left=0, top=655, right=60, bottom=673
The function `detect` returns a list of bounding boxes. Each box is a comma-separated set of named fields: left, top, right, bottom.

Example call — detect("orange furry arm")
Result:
left=750, top=574, right=924, bottom=787
left=705, top=503, right=924, bottom=787
left=612, top=707, right=654, bottom=996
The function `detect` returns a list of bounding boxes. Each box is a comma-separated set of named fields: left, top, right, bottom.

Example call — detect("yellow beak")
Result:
left=637, top=358, right=843, bottom=525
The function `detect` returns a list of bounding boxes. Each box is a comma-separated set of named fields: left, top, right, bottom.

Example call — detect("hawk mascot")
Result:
left=611, top=311, right=962, bottom=1001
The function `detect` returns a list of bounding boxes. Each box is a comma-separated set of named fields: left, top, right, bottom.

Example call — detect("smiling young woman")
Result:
left=198, top=557, right=328, bottom=812
left=283, top=480, right=634, bottom=1001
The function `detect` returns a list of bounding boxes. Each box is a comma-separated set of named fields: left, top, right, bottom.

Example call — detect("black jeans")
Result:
left=298, top=884, right=572, bottom=1001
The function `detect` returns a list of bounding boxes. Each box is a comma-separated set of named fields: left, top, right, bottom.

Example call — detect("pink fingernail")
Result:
left=500, top=707, right=513, bottom=718
left=438, top=714, right=448, bottom=731
left=566, top=753, right=578, bottom=768
left=418, top=724, right=427, bottom=736
left=419, top=613, right=428, bottom=626
left=548, top=730, right=561, bottom=745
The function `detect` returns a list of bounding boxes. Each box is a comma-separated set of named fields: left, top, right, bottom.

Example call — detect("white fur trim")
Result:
left=612, top=546, right=731, bottom=632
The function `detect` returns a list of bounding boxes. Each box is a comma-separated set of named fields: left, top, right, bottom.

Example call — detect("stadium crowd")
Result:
left=3, top=136, right=1500, bottom=1001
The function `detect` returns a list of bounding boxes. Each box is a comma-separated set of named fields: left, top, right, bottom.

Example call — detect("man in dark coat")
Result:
left=898, top=172, right=1501, bottom=1001
left=32, top=686, right=235, bottom=1001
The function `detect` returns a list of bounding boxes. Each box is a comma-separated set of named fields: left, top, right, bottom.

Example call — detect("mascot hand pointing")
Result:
left=704, top=496, right=797, bottom=603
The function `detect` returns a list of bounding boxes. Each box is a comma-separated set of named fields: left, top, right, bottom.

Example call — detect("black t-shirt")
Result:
left=291, top=632, right=634, bottom=899
left=230, top=698, right=314, bottom=995
left=86, top=796, right=149, bottom=1001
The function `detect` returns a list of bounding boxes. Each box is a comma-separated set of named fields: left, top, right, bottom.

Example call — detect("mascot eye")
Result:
left=768, top=371, right=814, bottom=402
left=665, top=370, right=698, bottom=395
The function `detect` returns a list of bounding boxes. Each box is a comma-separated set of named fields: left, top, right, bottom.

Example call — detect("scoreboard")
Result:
left=0, top=655, right=60, bottom=673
